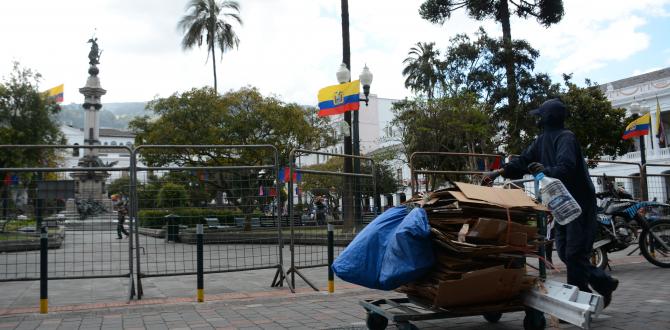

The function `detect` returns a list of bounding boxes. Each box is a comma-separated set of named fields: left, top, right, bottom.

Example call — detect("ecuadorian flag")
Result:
left=622, top=113, right=651, bottom=140
left=46, top=84, right=64, bottom=103
left=317, top=80, right=360, bottom=117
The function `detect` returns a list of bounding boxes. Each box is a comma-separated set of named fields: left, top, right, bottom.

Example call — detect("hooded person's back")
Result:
left=503, top=99, right=596, bottom=221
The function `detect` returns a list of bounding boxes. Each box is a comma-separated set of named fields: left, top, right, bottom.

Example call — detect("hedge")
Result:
left=138, top=208, right=264, bottom=228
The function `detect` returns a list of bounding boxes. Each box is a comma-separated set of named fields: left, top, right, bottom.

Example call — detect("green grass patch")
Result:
left=0, top=233, right=38, bottom=241
left=1, top=219, right=36, bottom=232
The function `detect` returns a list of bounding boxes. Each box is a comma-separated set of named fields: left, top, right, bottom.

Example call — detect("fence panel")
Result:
left=0, top=145, right=134, bottom=286
left=587, top=159, right=644, bottom=200
left=286, top=149, right=376, bottom=290
left=131, top=145, right=284, bottom=297
left=643, top=163, right=670, bottom=203
left=409, top=152, right=505, bottom=195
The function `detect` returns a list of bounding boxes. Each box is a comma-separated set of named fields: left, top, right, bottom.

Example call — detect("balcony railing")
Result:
left=599, top=147, right=670, bottom=163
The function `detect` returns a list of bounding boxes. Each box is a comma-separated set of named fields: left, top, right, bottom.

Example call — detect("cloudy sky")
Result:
left=1, top=0, right=669, bottom=105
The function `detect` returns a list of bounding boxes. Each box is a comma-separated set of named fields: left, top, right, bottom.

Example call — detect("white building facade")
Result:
left=60, top=124, right=136, bottom=182
left=590, top=68, right=670, bottom=201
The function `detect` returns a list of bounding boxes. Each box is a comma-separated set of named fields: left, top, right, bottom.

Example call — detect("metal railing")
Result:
left=0, top=145, right=136, bottom=301
left=131, top=145, right=284, bottom=298
left=286, top=149, right=376, bottom=291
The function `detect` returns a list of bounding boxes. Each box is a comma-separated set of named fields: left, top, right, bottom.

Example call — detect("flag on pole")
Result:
left=46, top=84, right=64, bottom=103
left=622, top=113, right=651, bottom=140
left=317, top=80, right=360, bottom=117
left=656, top=97, right=666, bottom=148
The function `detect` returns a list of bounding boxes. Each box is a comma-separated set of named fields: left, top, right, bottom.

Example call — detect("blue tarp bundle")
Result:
left=332, top=206, right=434, bottom=290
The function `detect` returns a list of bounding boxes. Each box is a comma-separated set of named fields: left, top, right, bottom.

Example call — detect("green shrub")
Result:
left=137, top=208, right=263, bottom=228
left=157, top=183, right=188, bottom=208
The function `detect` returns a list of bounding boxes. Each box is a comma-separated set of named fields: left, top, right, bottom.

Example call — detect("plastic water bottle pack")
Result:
left=535, top=172, right=582, bottom=225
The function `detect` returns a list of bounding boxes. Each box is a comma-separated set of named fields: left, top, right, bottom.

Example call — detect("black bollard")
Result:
left=40, top=226, right=48, bottom=313
left=196, top=224, right=204, bottom=302
left=328, top=223, right=334, bottom=293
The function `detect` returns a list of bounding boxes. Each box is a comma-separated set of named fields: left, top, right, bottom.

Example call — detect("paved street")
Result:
left=0, top=251, right=668, bottom=329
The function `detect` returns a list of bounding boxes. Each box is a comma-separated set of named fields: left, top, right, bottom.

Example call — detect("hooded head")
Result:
left=530, top=98, right=567, bottom=130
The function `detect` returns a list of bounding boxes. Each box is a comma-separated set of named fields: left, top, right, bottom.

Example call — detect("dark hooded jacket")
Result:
left=503, top=99, right=596, bottom=223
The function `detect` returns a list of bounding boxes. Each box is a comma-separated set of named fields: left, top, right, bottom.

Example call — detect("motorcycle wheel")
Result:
left=639, top=220, right=670, bottom=268
left=590, top=247, right=608, bottom=270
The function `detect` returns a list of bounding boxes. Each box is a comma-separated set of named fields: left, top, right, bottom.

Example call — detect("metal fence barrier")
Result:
left=642, top=163, right=670, bottom=203
left=587, top=159, right=645, bottom=200
left=409, top=152, right=503, bottom=194
left=287, top=149, right=376, bottom=291
left=131, top=145, right=285, bottom=298
left=0, top=145, right=135, bottom=299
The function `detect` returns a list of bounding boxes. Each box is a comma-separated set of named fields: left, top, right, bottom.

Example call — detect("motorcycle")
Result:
left=592, top=186, right=670, bottom=269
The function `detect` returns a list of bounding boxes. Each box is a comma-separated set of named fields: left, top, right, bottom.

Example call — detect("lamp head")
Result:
left=336, top=63, right=350, bottom=84
left=359, top=65, right=373, bottom=87
left=630, top=101, right=641, bottom=114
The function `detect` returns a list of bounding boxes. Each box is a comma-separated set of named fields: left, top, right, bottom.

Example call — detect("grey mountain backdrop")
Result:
left=58, top=102, right=148, bottom=130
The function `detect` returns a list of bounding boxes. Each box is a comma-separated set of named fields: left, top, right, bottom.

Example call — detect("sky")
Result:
left=1, top=0, right=669, bottom=106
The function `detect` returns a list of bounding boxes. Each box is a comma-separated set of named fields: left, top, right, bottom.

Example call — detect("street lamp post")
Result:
left=336, top=63, right=373, bottom=230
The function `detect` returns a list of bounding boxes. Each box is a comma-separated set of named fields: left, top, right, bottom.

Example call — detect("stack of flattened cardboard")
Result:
left=398, top=182, right=547, bottom=308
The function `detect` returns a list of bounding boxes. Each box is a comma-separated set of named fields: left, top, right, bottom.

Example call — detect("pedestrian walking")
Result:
left=314, top=196, right=327, bottom=225
left=112, top=194, right=129, bottom=239
left=484, top=98, right=619, bottom=307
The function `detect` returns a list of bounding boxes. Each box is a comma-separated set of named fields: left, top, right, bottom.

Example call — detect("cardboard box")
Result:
left=448, top=182, right=547, bottom=211
left=466, top=217, right=537, bottom=243
left=433, top=265, right=526, bottom=307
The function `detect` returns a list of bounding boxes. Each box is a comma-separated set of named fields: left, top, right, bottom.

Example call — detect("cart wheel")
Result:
left=523, top=308, right=546, bottom=330
left=366, top=312, right=388, bottom=330
left=483, top=312, right=503, bottom=323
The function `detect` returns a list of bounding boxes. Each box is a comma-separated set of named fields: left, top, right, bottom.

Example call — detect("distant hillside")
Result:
left=58, top=102, right=148, bottom=129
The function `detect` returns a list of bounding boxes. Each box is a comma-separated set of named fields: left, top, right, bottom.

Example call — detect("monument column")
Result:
left=70, top=38, right=109, bottom=201
left=80, top=38, right=106, bottom=156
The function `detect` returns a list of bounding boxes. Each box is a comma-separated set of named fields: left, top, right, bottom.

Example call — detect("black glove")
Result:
left=527, top=162, right=545, bottom=175
left=482, top=169, right=502, bottom=186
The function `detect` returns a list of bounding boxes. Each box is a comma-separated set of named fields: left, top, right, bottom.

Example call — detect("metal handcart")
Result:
left=359, top=176, right=604, bottom=330
left=360, top=296, right=543, bottom=330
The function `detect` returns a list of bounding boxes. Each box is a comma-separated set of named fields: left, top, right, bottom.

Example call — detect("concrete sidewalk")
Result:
left=1, top=255, right=669, bottom=329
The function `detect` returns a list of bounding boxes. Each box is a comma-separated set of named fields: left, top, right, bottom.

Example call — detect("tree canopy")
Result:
left=0, top=62, right=64, bottom=168
left=130, top=86, right=336, bottom=166
left=402, top=42, right=443, bottom=99
left=419, top=0, right=564, bottom=148
left=179, top=0, right=243, bottom=93
left=390, top=93, right=495, bottom=189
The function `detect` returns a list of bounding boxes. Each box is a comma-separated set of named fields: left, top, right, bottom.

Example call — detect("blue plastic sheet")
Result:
left=379, top=207, right=434, bottom=290
left=332, top=206, right=434, bottom=290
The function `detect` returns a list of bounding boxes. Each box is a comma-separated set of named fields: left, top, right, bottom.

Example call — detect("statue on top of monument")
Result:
left=87, top=37, right=101, bottom=65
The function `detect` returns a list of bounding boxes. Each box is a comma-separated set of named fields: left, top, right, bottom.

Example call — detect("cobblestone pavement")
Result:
left=0, top=259, right=668, bottom=330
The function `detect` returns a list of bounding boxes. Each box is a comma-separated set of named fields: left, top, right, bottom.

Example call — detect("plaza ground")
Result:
left=0, top=248, right=668, bottom=330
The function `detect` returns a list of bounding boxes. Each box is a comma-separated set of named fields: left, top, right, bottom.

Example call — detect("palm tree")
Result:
left=402, top=42, right=443, bottom=99
left=179, top=0, right=243, bottom=93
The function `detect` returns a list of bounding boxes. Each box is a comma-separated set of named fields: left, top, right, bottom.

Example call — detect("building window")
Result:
left=125, top=141, right=132, bottom=146
left=397, top=168, right=403, bottom=183
left=104, top=142, right=108, bottom=145
left=111, top=141, right=117, bottom=146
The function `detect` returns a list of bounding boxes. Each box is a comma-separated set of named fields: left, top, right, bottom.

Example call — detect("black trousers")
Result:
left=117, top=216, right=129, bottom=238
left=555, top=214, right=614, bottom=294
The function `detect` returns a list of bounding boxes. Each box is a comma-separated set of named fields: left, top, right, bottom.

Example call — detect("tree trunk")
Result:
left=211, top=43, right=218, bottom=93
left=500, top=1, right=518, bottom=145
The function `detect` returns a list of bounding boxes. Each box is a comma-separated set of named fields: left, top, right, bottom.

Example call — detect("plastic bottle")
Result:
left=535, top=172, right=582, bottom=225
